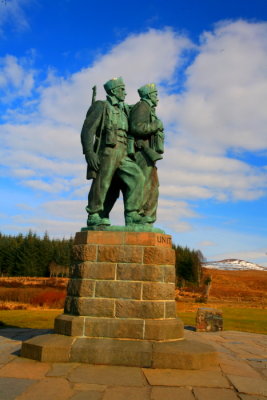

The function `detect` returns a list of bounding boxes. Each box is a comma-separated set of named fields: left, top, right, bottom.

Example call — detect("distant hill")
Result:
left=203, top=258, right=267, bottom=271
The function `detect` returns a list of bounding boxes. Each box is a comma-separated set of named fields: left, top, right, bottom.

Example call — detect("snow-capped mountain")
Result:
left=203, top=258, right=267, bottom=271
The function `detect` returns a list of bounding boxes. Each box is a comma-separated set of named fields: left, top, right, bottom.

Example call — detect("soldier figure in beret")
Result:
left=129, top=83, right=164, bottom=224
left=81, top=77, right=145, bottom=226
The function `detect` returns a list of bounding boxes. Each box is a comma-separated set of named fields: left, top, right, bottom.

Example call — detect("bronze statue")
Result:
left=81, top=77, right=145, bottom=226
left=129, top=83, right=164, bottom=224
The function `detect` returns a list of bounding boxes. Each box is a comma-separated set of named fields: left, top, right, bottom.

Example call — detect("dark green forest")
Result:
left=0, top=232, right=204, bottom=284
left=173, top=244, right=205, bottom=286
left=0, top=231, right=73, bottom=277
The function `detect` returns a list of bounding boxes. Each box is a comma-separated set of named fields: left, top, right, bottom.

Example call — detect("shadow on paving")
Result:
left=0, top=326, right=53, bottom=341
left=184, top=325, right=196, bottom=331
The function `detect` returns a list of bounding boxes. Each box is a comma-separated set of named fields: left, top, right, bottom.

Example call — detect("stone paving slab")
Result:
left=0, top=329, right=31, bottom=340
left=142, top=368, right=230, bottom=387
left=102, top=386, right=151, bottom=400
left=222, top=344, right=266, bottom=359
left=0, top=329, right=52, bottom=341
left=73, top=383, right=107, bottom=392
left=68, top=365, right=147, bottom=386
left=46, top=362, right=80, bottom=377
left=70, top=390, right=104, bottom=400
left=150, top=386, right=195, bottom=400
left=193, top=387, right=240, bottom=400
left=0, top=377, right=36, bottom=400
left=219, top=358, right=262, bottom=378
left=0, top=357, right=50, bottom=379
left=247, top=360, right=267, bottom=370
left=15, top=377, right=74, bottom=400
left=239, top=395, right=267, bottom=400
left=0, top=348, right=17, bottom=364
left=227, top=375, right=267, bottom=397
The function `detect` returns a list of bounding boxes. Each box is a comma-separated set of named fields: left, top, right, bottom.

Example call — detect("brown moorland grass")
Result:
left=0, top=277, right=68, bottom=288
left=176, top=268, right=267, bottom=305
left=202, top=268, right=267, bottom=301
left=0, top=277, right=68, bottom=309
left=0, top=271, right=266, bottom=332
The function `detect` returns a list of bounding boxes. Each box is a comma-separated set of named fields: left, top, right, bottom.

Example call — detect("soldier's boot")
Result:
left=141, top=215, right=155, bottom=225
left=125, top=211, right=143, bottom=226
left=87, top=213, right=111, bottom=227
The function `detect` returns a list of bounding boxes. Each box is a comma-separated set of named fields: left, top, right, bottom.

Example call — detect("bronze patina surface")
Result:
left=81, top=79, right=164, bottom=230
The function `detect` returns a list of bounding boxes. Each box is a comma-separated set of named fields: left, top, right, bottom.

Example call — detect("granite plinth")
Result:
left=21, top=231, right=218, bottom=369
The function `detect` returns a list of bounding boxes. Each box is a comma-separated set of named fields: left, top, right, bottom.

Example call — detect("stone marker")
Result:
left=196, top=307, right=223, bottom=332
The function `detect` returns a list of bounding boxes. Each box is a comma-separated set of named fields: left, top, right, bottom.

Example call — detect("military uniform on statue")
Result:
left=130, top=83, right=164, bottom=224
left=81, top=77, right=145, bottom=226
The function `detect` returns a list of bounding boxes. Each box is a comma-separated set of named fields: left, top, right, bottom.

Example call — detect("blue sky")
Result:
left=1, top=0, right=267, bottom=266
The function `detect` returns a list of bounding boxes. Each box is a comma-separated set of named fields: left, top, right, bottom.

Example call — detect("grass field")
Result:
left=178, top=306, right=267, bottom=334
left=0, top=306, right=266, bottom=334
left=0, top=310, right=61, bottom=329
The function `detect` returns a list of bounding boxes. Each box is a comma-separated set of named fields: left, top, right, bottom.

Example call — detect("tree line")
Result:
left=0, top=231, right=73, bottom=277
left=0, top=231, right=205, bottom=285
left=173, top=244, right=205, bottom=286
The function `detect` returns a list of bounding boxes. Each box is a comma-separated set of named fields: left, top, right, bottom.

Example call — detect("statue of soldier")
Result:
left=81, top=77, right=145, bottom=226
left=129, top=83, right=164, bottom=224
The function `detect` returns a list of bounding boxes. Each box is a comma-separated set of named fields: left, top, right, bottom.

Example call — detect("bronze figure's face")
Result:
left=112, top=85, right=127, bottom=102
left=149, top=90, right=158, bottom=106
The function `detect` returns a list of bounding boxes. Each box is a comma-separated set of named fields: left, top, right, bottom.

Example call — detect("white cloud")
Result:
left=23, top=179, right=69, bottom=193
left=43, top=200, right=85, bottom=220
left=0, top=54, right=35, bottom=102
left=160, top=184, right=212, bottom=200
left=0, top=0, right=31, bottom=35
left=1, top=123, right=80, bottom=160
left=1, top=21, right=267, bottom=245
left=13, top=168, right=35, bottom=178
left=157, top=198, right=198, bottom=232
left=159, top=148, right=267, bottom=201
left=175, top=20, right=267, bottom=154
left=38, top=29, right=193, bottom=128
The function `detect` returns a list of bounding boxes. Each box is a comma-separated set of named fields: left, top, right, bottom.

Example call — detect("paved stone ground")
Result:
left=0, top=328, right=266, bottom=400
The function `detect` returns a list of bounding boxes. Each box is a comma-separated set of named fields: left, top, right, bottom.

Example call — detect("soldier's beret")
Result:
left=104, top=77, right=125, bottom=92
left=138, top=83, right=157, bottom=97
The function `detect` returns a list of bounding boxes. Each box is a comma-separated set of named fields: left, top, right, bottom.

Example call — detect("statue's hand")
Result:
left=85, top=151, right=100, bottom=171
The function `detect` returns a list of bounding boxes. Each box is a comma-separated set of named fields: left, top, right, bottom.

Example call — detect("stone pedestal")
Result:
left=21, top=231, right=217, bottom=369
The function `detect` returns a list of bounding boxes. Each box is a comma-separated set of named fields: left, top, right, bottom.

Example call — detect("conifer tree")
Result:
left=173, top=244, right=204, bottom=286
left=0, top=231, right=74, bottom=277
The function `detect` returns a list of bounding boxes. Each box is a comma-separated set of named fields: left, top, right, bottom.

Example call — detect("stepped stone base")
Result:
left=21, top=335, right=217, bottom=369
left=54, top=315, right=184, bottom=341
left=20, top=230, right=218, bottom=369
